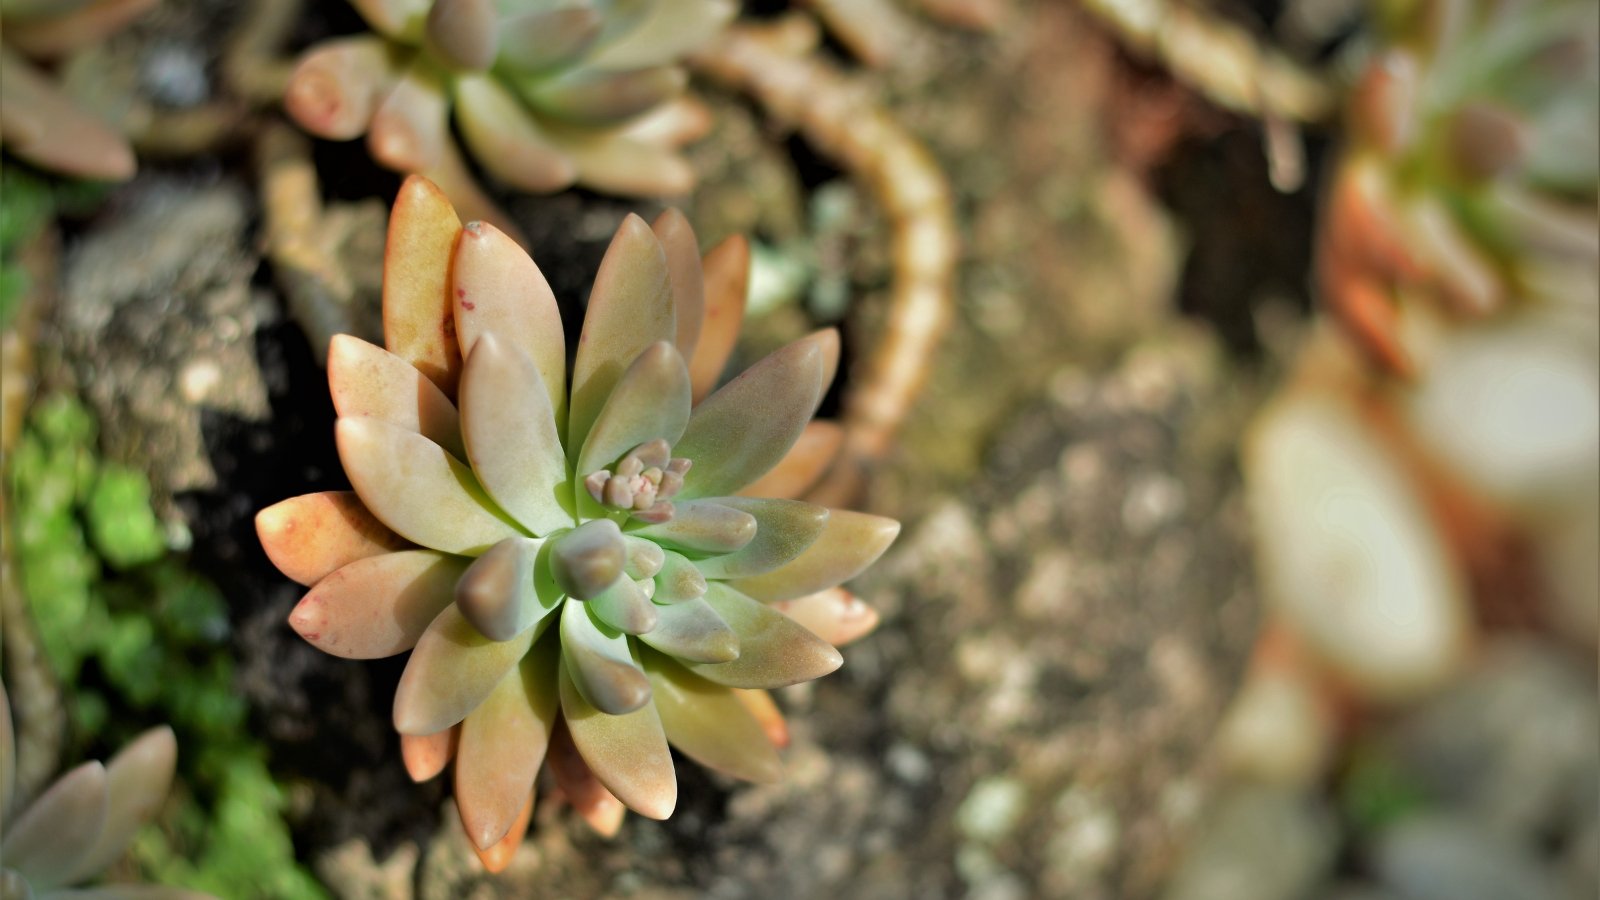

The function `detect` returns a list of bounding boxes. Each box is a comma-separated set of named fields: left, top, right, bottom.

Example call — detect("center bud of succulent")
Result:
left=582, top=438, right=692, bottom=524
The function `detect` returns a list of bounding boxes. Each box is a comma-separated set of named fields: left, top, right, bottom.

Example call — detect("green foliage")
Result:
left=0, top=163, right=112, bottom=329
left=1339, top=742, right=1431, bottom=833
left=8, top=391, right=328, bottom=900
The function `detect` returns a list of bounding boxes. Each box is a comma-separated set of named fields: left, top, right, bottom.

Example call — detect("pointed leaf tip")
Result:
left=674, top=332, right=828, bottom=499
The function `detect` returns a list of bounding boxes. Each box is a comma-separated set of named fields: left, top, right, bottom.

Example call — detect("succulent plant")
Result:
left=285, top=0, right=735, bottom=216
left=0, top=0, right=153, bottom=180
left=0, top=683, right=212, bottom=899
left=256, top=176, right=898, bottom=871
left=1320, top=0, right=1597, bottom=374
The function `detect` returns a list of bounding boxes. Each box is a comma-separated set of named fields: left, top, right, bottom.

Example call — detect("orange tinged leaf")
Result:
left=689, top=234, right=749, bottom=401
left=383, top=176, right=463, bottom=397
left=257, top=491, right=410, bottom=587
left=288, top=550, right=465, bottom=659
left=401, top=727, right=458, bottom=782
left=738, top=421, right=844, bottom=499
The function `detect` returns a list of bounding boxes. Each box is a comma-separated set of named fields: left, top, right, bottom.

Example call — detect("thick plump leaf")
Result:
left=458, top=334, right=571, bottom=536
left=1, top=761, right=107, bottom=888
left=523, top=66, right=686, bottom=126
left=0, top=49, right=135, bottom=181
left=568, top=215, right=675, bottom=456
left=290, top=550, right=466, bottom=659
left=401, top=727, right=457, bottom=782
left=693, top=498, right=828, bottom=579
left=729, top=510, right=900, bottom=602
left=548, top=519, right=626, bottom=601
left=684, top=583, right=843, bottom=689
left=737, top=421, right=844, bottom=499
left=559, top=659, right=676, bottom=820
left=734, top=688, right=790, bottom=749
left=688, top=234, right=749, bottom=401
left=382, top=176, right=463, bottom=396
left=652, top=551, right=708, bottom=603
left=348, top=0, right=429, bottom=36
left=451, top=221, right=567, bottom=422
left=774, top=588, right=881, bottom=647
left=337, top=417, right=524, bottom=554
left=560, top=601, right=651, bottom=714
left=643, top=650, right=781, bottom=783
left=638, top=595, right=738, bottom=663
left=456, top=537, right=553, bottom=641
left=588, top=576, right=659, bottom=635
left=283, top=36, right=397, bottom=140
left=554, top=128, right=696, bottom=197
left=392, top=605, right=541, bottom=734
left=455, top=639, right=559, bottom=851
left=469, top=791, right=533, bottom=875
left=62, top=727, right=176, bottom=883
left=257, top=491, right=410, bottom=587
left=652, top=210, right=706, bottom=361
left=497, top=7, right=603, bottom=70
left=577, top=342, right=691, bottom=478
left=455, top=74, right=578, bottom=194
left=545, top=720, right=626, bottom=837
left=586, top=0, right=737, bottom=68
left=423, top=0, right=497, bottom=70
left=673, top=331, right=834, bottom=499
left=368, top=59, right=450, bottom=176
left=327, top=334, right=465, bottom=458
left=623, top=536, right=665, bottom=579
left=631, top=500, right=756, bottom=554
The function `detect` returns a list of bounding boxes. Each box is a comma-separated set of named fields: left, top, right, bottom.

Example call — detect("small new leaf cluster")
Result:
left=286, top=0, right=735, bottom=206
left=258, top=177, right=897, bottom=871
left=0, top=684, right=213, bottom=899
left=0, top=0, right=151, bottom=181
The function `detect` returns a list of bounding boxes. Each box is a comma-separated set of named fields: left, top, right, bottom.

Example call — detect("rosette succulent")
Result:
left=0, top=0, right=153, bottom=180
left=1320, top=0, right=1598, bottom=374
left=256, top=177, right=898, bottom=871
left=285, top=0, right=735, bottom=214
left=0, top=684, right=210, bottom=898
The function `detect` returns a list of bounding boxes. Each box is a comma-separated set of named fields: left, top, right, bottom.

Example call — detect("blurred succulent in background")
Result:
left=0, top=0, right=154, bottom=180
left=1320, top=0, right=1597, bottom=375
left=0, top=683, right=212, bottom=899
left=285, top=0, right=735, bottom=224
left=257, top=177, right=897, bottom=871
left=1232, top=0, right=1597, bottom=740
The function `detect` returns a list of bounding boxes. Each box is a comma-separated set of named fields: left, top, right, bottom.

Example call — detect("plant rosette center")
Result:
left=256, top=177, right=898, bottom=869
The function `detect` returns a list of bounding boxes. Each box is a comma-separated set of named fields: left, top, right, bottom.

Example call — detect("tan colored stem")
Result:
left=1080, top=0, right=1335, bottom=124
left=692, top=17, right=958, bottom=505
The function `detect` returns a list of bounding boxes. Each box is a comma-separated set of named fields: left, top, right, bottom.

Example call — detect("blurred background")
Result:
left=0, top=0, right=1594, bottom=897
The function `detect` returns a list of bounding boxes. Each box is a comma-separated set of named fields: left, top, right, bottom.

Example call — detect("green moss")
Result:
left=8, top=391, right=329, bottom=899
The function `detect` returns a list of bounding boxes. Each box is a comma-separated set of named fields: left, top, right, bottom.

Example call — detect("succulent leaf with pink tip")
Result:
left=258, top=176, right=899, bottom=871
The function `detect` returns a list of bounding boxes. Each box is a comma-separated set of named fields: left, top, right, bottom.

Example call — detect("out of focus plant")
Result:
left=258, top=176, right=896, bottom=870
left=7, top=392, right=328, bottom=900
left=0, top=0, right=151, bottom=180
left=0, top=164, right=110, bottom=329
left=0, top=683, right=215, bottom=899
left=285, top=0, right=734, bottom=222
left=1320, top=0, right=1598, bottom=374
